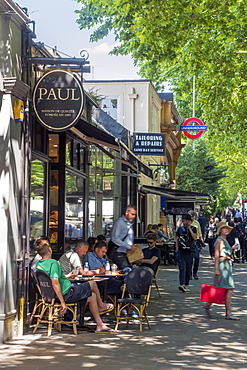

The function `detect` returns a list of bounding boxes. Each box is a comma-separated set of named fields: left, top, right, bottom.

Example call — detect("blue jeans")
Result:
left=177, top=250, right=193, bottom=286
left=192, top=245, right=200, bottom=275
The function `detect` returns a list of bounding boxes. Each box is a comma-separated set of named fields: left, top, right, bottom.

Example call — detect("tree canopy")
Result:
left=75, top=0, right=247, bottom=203
left=176, top=139, right=227, bottom=212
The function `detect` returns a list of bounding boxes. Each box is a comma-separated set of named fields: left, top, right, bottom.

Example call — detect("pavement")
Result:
left=1, top=248, right=247, bottom=370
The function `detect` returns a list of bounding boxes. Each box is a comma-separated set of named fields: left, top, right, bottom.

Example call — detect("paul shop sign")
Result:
left=132, top=133, right=166, bottom=155
left=33, top=70, right=84, bottom=131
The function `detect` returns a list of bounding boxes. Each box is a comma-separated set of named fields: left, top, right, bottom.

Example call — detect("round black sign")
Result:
left=33, top=70, right=84, bottom=131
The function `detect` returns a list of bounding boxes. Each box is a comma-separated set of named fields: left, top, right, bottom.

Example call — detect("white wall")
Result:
left=84, top=80, right=162, bottom=226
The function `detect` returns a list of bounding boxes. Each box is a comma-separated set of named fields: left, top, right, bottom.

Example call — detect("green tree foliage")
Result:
left=75, top=0, right=247, bottom=203
left=176, top=140, right=226, bottom=198
left=176, top=139, right=229, bottom=215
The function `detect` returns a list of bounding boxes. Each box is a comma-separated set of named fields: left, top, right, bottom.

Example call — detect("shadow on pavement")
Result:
left=1, top=248, right=247, bottom=369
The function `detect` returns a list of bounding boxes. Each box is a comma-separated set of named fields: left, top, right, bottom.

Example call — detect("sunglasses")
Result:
left=147, top=241, right=154, bottom=245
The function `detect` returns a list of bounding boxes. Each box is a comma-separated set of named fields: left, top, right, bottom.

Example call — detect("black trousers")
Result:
left=112, top=251, right=131, bottom=270
left=208, top=238, right=216, bottom=258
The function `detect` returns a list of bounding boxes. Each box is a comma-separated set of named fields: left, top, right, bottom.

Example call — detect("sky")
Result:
left=17, top=0, right=140, bottom=80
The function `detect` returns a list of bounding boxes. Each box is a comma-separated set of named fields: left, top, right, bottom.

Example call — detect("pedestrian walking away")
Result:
left=203, top=221, right=240, bottom=320
left=188, top=210, right=204, bottom=280
left=205, top=216, right=217, bottom=259
left=176, top=214, right=197, bottom=293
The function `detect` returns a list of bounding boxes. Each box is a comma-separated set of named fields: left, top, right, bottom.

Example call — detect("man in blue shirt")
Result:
left=84, top=241, right=123, bottom=294
left=84, top=241, right=107, bottom=273
left=108, top=205, right=137, bottom=272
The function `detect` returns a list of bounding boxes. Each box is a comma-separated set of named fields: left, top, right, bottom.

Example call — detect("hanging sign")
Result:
left=132, top=133, right=166, bottom=155
left=180, top=117, right=207, bottom=139
left=33, top=69, right=84, bottom=132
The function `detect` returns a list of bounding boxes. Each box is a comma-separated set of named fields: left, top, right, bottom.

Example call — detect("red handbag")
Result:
left=200, top=284, right=227, bottom=305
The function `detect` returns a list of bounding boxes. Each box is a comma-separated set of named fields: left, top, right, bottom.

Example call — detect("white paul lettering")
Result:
left=38, top=88, right=80, bottom=101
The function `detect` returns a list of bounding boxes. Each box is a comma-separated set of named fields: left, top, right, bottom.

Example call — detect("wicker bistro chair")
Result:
left=29, top=271, right=46, bottom=326
left=33, top=270, right=77, bottom=337
left=152, top=260, right=161, bottom=297
left=115, top=267, right=153, bottom=332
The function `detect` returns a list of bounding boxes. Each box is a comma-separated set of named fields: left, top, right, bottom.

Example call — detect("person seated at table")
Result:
left=84, top=241, right=108, bottom=274
left=87, top=237, right=97, bottom=252
left=84, top=241, right=123, bottom=294
left=35, top=237, right=115, bottom=333
left=96, top=234, right=107, bottom=242
left=157, top=224, right=169, bottom=241
left=140, top=233, right=161, bottom=273
left=59, top=240, right=99, bottom=276
left=143, top=224, right=153, bottom=237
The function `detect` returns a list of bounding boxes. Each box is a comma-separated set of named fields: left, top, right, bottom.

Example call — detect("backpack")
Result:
left=178, top=226, right=194, bottom=251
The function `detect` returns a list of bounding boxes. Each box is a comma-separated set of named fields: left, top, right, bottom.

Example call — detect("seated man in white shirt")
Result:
left=59, top=240, right=89, bottom=276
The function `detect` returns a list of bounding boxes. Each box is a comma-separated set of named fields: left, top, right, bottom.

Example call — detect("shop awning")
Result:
left=71, top=120, right=153, bottom=179
left=141, top=185, right=213, bottom=204
left=74, top=119, right=119, bottom=150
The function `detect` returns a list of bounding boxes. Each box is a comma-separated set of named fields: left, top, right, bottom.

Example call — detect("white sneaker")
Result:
left=178, top=285, right=186, bottom=292
left=184, top=286, right=190, bottom=292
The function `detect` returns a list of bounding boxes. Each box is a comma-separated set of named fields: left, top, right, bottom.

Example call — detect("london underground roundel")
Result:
left=180, top=117, right=207, bottom=139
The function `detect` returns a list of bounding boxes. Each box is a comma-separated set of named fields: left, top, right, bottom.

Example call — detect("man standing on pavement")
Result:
left=176, top=214, right=197, bottom=292
left=198, top=212, right=207, bottom=239
left=188, top=210, right=204, bottom=280
left=107, top=204, right=137, bottom=273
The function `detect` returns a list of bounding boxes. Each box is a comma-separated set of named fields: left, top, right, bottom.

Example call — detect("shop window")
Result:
left=66, top=136, right=85, bottom=171
left=49, top=134, right=59, bottom=162
left=73, top=141, right=79, bottom=168
left=80, top=144, right=85, bottom=171
left=30, top=159, right=46, bottom=251
left=89, top=146, right=96, bottom=237
left=65, top=171, right=85, bottom=242
left=49, top=170, right=59, bottom=249
left=66, top=138, right=72, bottom=166
left=101, top=97, right=119, bottom=121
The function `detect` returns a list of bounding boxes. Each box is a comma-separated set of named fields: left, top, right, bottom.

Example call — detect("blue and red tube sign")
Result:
left=180, top=117, right=207, bottom=139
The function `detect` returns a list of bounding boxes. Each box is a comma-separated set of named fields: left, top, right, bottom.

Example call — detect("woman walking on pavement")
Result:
left=205, top=216, right=217, bottom=259
left=204, top=221, right=239, bottom=320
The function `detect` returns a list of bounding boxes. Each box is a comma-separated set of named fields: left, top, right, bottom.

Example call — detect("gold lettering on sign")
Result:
left=38, top=88, right=48, bottom=100
left=37, top=88, right=81, bottom=101
left=57, top=88, right=70, bottom=101
left=47, top=88, right=58, bottom=100
left=71, top=89, right=80, bottom=101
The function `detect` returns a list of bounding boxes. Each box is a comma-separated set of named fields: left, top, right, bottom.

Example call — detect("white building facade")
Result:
left=84, top=80, right=164, bottom=227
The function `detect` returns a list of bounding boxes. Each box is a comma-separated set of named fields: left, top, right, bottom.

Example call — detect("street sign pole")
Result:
left=192, top=75, right=196, bottom=150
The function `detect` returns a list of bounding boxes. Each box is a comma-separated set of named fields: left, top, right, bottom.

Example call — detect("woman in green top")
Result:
left=204, top=221, right=239, bottom=320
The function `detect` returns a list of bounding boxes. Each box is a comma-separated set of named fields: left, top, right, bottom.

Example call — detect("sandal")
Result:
left=225, top=314, right=240, bottom=320
left=95, top=328, right=117, bottom=333
left=99, top=303, right=114, bottom=315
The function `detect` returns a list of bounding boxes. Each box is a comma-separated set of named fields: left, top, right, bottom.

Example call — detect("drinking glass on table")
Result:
left=72, top=267, right=79, bottom=277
